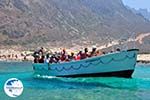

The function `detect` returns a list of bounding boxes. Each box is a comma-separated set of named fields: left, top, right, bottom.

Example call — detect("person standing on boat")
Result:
left=45, top=53, right=50, bottom=63
left=38, top=47, right=44, bottom=55
left=89, top=46, right=97, bottom=57
left=68, top=52, right=75, bottom=61
left=39, top=55, right=45, bottom=63
left=81, top=48, right=89, bottom=59
left=60, top=49, right=67, bottom=61
left=75, top=51, right=82, bottom=60
left=33, top=53, right=39, bottom=63
left=49, top=55, right=54, bottom=63
left=49, top=55, right=59, bottom=63
left=33, top=47, right=44, bottom=63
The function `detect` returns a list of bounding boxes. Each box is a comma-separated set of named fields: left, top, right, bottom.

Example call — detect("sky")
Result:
left=122, top=0, right=150, bottom=12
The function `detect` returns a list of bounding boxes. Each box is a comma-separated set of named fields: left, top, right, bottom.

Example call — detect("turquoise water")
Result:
left=0, top=62, right=150, bottom=100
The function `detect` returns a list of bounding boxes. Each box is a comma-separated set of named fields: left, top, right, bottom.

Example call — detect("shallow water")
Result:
left=0, top=62, right=150, bottom=100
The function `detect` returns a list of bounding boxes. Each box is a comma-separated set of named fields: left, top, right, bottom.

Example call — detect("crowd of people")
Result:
left=33, top=47, right=105, bottom=64
left=0, top=54, right=18, bottom=60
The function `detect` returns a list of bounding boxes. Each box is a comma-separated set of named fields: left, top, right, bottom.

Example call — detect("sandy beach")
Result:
left=0, top=49, right=34, bottom=62
left=137, top=54, right=150, bottom=63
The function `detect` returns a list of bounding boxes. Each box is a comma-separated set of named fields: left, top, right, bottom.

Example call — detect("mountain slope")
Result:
left=137, top=9, right=150, bottom=21
left=0, top=0, right=150, bottom=48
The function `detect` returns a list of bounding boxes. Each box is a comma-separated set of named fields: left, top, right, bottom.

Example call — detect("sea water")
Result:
left=0, top=62, right=150, bottom=100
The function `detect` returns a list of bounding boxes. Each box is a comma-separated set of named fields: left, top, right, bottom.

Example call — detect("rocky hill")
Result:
left=0, top=0, right=150, bottom=51
left=137, top=9, right=150, bottom=21
left=128, top=7, right=150, bottom=21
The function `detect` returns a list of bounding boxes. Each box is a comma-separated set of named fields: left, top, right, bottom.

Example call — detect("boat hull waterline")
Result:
left=33, top=49, right=138, bottom=78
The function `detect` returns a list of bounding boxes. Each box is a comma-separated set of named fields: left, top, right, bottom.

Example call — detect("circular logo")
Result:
left=4, top=78, right=23, bottom=97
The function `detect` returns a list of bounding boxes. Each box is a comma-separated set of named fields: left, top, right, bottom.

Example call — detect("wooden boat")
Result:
left=33, top=49, right=139, bottom=78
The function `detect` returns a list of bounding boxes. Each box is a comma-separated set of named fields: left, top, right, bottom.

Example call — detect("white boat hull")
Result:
left=33, top=49, right=138, bottom=78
